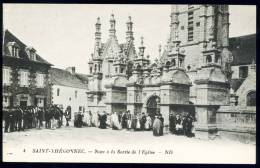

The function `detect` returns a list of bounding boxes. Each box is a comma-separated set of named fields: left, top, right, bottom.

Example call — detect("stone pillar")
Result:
left=160, top=105, right=170, bottom=133
left=194, top=65, right=229, bottom=139
left=195, top=105, right=219, bottom=139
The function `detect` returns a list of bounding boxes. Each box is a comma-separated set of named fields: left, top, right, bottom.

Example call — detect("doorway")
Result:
left=146, top=95, right=160, bottom=121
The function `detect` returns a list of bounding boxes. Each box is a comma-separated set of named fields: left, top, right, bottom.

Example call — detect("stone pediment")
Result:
left=161, top=69, right=191, bottom=85
left=195, top=66, right=228, bottom=84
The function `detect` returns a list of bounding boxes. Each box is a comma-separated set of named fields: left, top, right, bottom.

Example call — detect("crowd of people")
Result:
left=3, top=105, right=65, bottom=133
left=3, top=105, right=194, bottom=138
left=74, top=110, right=194, bottom=137
left=169, top=112, right=195, bottom=137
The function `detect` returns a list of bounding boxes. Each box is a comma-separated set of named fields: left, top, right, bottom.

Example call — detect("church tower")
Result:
left=163, top=5, right=232, bottom=76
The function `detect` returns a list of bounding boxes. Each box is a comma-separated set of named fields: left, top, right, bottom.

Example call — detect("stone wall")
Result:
left=216, top=106, right=256, bottom=144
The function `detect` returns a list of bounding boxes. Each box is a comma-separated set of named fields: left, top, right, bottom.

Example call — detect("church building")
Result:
left=86, top=5, right=233, bottom=139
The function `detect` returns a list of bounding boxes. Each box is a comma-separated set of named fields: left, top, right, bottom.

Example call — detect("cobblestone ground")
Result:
left=2, top=122, right=256, bottom=164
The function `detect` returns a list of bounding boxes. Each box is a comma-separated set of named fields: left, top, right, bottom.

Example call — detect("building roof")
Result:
left=50, top=68, right=88, bottom=89
left=230, top=78, right=245, bottom=92
left=229, top=34, right=256, bottom=66
left=2, top=29, right=52, bottom=65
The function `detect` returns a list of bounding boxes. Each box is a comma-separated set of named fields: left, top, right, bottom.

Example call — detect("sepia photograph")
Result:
left=2, top=4, right=256, bottom=164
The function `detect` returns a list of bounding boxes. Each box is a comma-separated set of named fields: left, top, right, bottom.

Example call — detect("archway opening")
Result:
left=146, top=95, right=160, bottom=121
left=247, top=91, right=256, bottom=106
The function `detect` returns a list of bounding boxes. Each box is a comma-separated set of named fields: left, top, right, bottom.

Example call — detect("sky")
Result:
left=3, top=4, right=256, bottom=74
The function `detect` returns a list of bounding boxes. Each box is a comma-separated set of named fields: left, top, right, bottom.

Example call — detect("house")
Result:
left=229, top=34, right=256, bottom=106
left=49, top=67, right=88, bottom=114
left=2, top=29, right=52, bottom=108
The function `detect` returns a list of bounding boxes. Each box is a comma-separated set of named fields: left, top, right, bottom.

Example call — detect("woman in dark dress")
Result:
left=98, top=111, right=107, bottom=129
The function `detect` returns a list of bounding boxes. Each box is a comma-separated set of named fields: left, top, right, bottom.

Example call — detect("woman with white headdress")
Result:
left=110, top=112, right=121, bottom=130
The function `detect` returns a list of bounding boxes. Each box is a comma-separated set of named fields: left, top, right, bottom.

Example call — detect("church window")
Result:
left=171, top=59, right=176, bottom=66
left=188, top=11, right=194, bottom=42
left=179, top=59, right=183, bottom=67
left=94, top=64, right=97, bottom=72
left=215, top=55, right=220, bottom=64
left=246, top=91, right=256, bottom=106
left=166, top=61, right=171, bottom=67
left=57, top=88, right=60, bottom=96
left=239, top=66, right=248, bottom=78
left=75, top=90, right=78, bottom=98
left=206, top=55, right=212, bottom=63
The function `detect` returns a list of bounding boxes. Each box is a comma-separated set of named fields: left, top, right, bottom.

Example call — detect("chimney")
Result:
left=66, top=66, right=76, bottom=75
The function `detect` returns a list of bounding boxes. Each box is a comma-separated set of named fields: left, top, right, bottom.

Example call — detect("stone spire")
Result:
left=109, top=14, right=116, bottom=38
left=126, top=16, right=134, bottom=42
left=139, top=36, right=145, bottom=58
left=94, top=17, right=101, bottom=57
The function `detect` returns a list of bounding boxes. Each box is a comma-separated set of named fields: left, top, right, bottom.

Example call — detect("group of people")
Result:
left=3, top=105, right=194, bottom=138
left=3, top=106, right=44, bottom=133
left=3, top=105, right=69, bottom=133
left=169, top=112, right=195, bottom=137
left=73, top=110, right=166, bottom=137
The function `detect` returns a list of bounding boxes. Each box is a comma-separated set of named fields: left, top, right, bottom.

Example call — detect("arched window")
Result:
left=179, top=59, right=183, bottom=67
left=94, top=64, right=97, bottom=72
left=166, top=61, right=171, bottom=67
left=98, top=64, right=101, bottom=71
left=90, top=67, right=92, bottom=74
left=215, top=55, right=220, bottom=64
left=187, top=65, right=191, bottom=71
left=57, top=88, right=60, bottom=96
left=246, top=91, right=256, bottom=106
left=206, top=55, right=212, bottom=63
left=137, top=64, right=141, bottom=70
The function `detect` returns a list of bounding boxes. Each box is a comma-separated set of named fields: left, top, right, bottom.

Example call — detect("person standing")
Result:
left=175, top=114, right=183, bottom=135
left=16, top=106, right=23, bottom=131
left=131, top=113, right=137, bottom=130
left=169, top=112, right=176, bottom=134
left=152, top=116, right=163, bottom=136
left=126, top=110, right=132, bottom=130
left=64, top=106, right=71, bottom=126
left=183, top=113, right=194, bottom=137
left=4, top=107, right=11, bottom=133
left=145, top=115, right=152, bottom=131
left=140, top=112, right=146, bottom=131
left=121, top=111, right=127, bottom=129
left=36, top=107, right=44, bottom=129
left=98, top=111, right=107, bottom=129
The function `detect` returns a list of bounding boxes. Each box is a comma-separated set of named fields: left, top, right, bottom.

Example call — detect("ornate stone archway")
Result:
left=146, top=95, right=160, bottom=120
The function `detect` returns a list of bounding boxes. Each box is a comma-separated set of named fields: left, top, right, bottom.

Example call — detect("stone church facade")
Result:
left=86, top=5, right=244, bottom=139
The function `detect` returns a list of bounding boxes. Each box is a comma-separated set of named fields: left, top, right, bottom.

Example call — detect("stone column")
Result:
left=194, top=65, right=229, bottom=139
